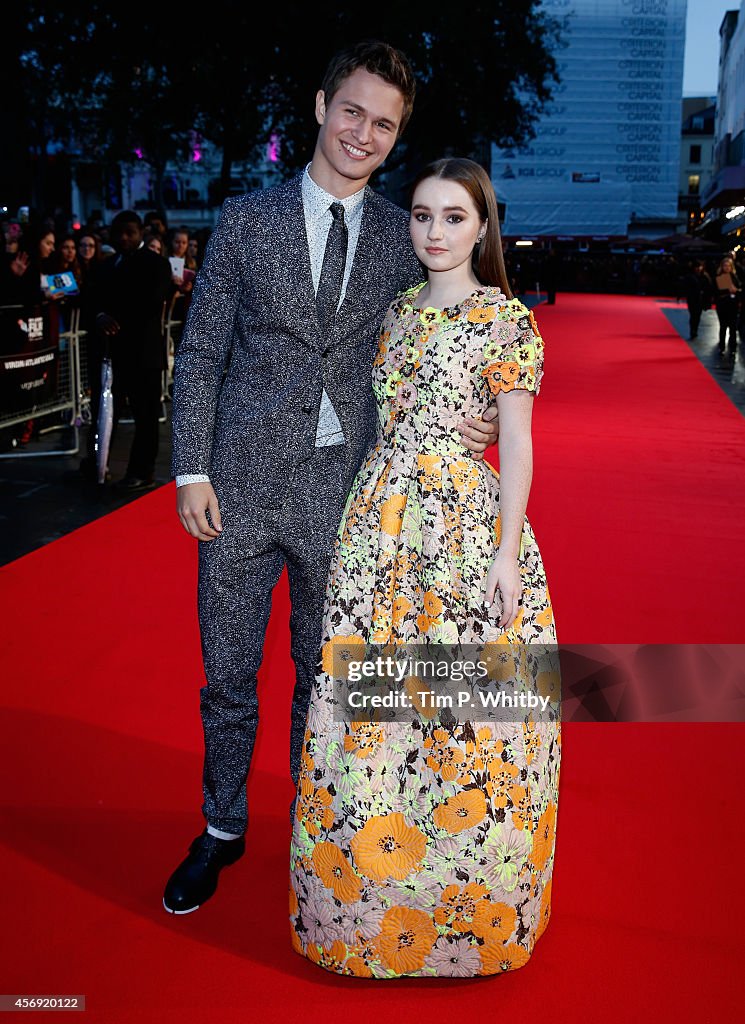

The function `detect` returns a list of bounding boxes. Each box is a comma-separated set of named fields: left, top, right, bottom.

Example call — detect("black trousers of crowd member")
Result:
left=687, top=299, right=702, bottom=339
left=715, top=296, right=739, bottom=353
left=112, top=360, right=162, bottom=479
left=86, top=347, right=162, bottom=479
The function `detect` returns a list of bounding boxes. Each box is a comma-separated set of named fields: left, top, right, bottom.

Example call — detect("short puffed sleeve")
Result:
left=481, top=299, right=544, bottom=396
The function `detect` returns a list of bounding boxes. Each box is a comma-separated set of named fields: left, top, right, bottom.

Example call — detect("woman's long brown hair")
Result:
left=410, top=157, right=513, bottom=298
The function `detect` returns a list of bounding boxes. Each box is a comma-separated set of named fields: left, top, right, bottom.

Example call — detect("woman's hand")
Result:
left=485, top=551, right=522, bottom=629
left=177, top=481, right=223, bottom=541
left=10, top=252, right=29, bottom=277
left=172, top=275, right=193, bottom=294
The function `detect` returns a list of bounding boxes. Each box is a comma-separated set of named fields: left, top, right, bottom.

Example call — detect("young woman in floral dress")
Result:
left=289, top=158, right=560, bottom=979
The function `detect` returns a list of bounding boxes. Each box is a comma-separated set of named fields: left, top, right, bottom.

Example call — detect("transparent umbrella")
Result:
left=95, top=355, right=113, bottom=484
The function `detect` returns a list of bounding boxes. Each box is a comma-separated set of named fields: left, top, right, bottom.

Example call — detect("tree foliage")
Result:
left=271, top=3, right=564, bottom=198
left=7, top=1, right=563, bottom=213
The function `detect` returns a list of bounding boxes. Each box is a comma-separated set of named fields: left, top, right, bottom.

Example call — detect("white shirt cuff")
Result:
left=176, top=474, right=210, bottom=487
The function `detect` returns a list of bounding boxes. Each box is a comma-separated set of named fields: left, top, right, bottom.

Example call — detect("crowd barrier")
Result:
left=0, top=302, right=89, bottom=458
left=163, top=292, right=183, bottom=401
left=0, top=293, right=183, bottom=458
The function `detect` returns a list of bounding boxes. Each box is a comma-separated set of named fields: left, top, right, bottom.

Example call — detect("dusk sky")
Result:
left=683, top=0, right=739, bottom=96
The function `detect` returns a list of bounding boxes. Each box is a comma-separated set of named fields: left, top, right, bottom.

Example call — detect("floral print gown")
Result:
left=289, top=283, right=561, bottom=979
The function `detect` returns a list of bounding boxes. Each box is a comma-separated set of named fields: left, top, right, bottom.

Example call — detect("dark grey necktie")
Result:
left=316, top=201, right=348, bottom=334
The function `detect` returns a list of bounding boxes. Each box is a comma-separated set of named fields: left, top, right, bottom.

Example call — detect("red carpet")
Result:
left=1, top=294, right=743, bottom=1022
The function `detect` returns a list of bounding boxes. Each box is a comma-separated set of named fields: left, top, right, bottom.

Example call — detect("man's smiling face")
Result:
left=311, top=67, right=404, bottom=196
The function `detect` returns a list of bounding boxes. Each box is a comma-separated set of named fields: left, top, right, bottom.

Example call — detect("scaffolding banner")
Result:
left=492, top=0, right=688, bottom=236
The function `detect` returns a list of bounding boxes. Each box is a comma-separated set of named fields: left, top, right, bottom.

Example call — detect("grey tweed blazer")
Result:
left=171, top=173, right=423, bottom=514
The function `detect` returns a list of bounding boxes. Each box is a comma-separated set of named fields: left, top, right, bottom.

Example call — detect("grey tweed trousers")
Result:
left=196, top=444, right=349, bottom=835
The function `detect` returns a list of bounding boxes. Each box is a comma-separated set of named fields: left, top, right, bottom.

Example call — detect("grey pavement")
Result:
left=0, top=407, right=175, bottom=566
left=658, top=300, right=745, bottom=410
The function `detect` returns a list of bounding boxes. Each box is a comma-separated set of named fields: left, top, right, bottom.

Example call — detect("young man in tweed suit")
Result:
left=164, top=40, right=499, bottom=914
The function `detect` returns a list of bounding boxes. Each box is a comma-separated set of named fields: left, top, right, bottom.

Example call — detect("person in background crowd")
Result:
left=43, top=233, right=83, bottom=334
left=75, top=232, right=105, bottom=356
left=84, top=211, right=106, bottom=235
left=144, top=210, right=168, bottom=244
left=166, top=226, right=195, bottom=349
left=714, top=255, right=741, bottom=357
left=187, top=233, right=200, bottom=270
left=77, top=233, right=104, bottom=281
left=32, top=226, right=56, bottom=272
left=734, top=249, right=745, bottom=342
left=3, top=220, right=21, bottom=256
left=1, top=224, right=55, bottom=306
left=542, top=246, right=559, bottom=304
left=167, top=227, right=195, bottom=290
left=682, top=259, right=713, bottom=340
left=81, top=210, right=171, bottom=489
left=1, top=228, right=23, bottom=302
left=51, top=234, right=83, bottom=288
left=99, top=221, right=115, bottom=257
left=144, top=232, right=165, bottom=257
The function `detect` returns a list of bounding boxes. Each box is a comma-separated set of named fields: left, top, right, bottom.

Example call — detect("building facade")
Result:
left=679, top=97, right=716, bottom=234
left=700, top=3, right=745, bottom=244
left=491, top=0, right=687, bottom=240
left=69, top=134, right=284, bottom=232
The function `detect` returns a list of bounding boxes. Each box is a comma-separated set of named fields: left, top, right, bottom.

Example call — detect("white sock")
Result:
left=207, top=825, right=243, bottom=841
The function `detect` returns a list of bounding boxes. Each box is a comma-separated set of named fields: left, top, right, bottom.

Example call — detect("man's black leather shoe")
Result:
left=163, top=830, right=245, bottom=914
left=115, top=475, right=156, bottom=492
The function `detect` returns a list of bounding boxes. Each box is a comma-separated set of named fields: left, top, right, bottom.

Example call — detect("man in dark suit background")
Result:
left=682, top=259, right=713, bottom=341
left=89, top=210, right=172, bottom=489
left=164, top=40, right=501, bottom=914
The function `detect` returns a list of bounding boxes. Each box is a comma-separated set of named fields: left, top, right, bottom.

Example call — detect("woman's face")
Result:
left=722, top=258, right=734, bottom=273
left=147, top=236, right=163, bottom=255
left=409, top=177, right=484, bottom=276
left=39, top=233, right=55, bottom=259
left=78, top=236, right=96, bottom=260
left=61, top=239, right=76, bottom=263
left=187, top=238, right=198, bottom=260
left=171, top=232, right=188, bottom=257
